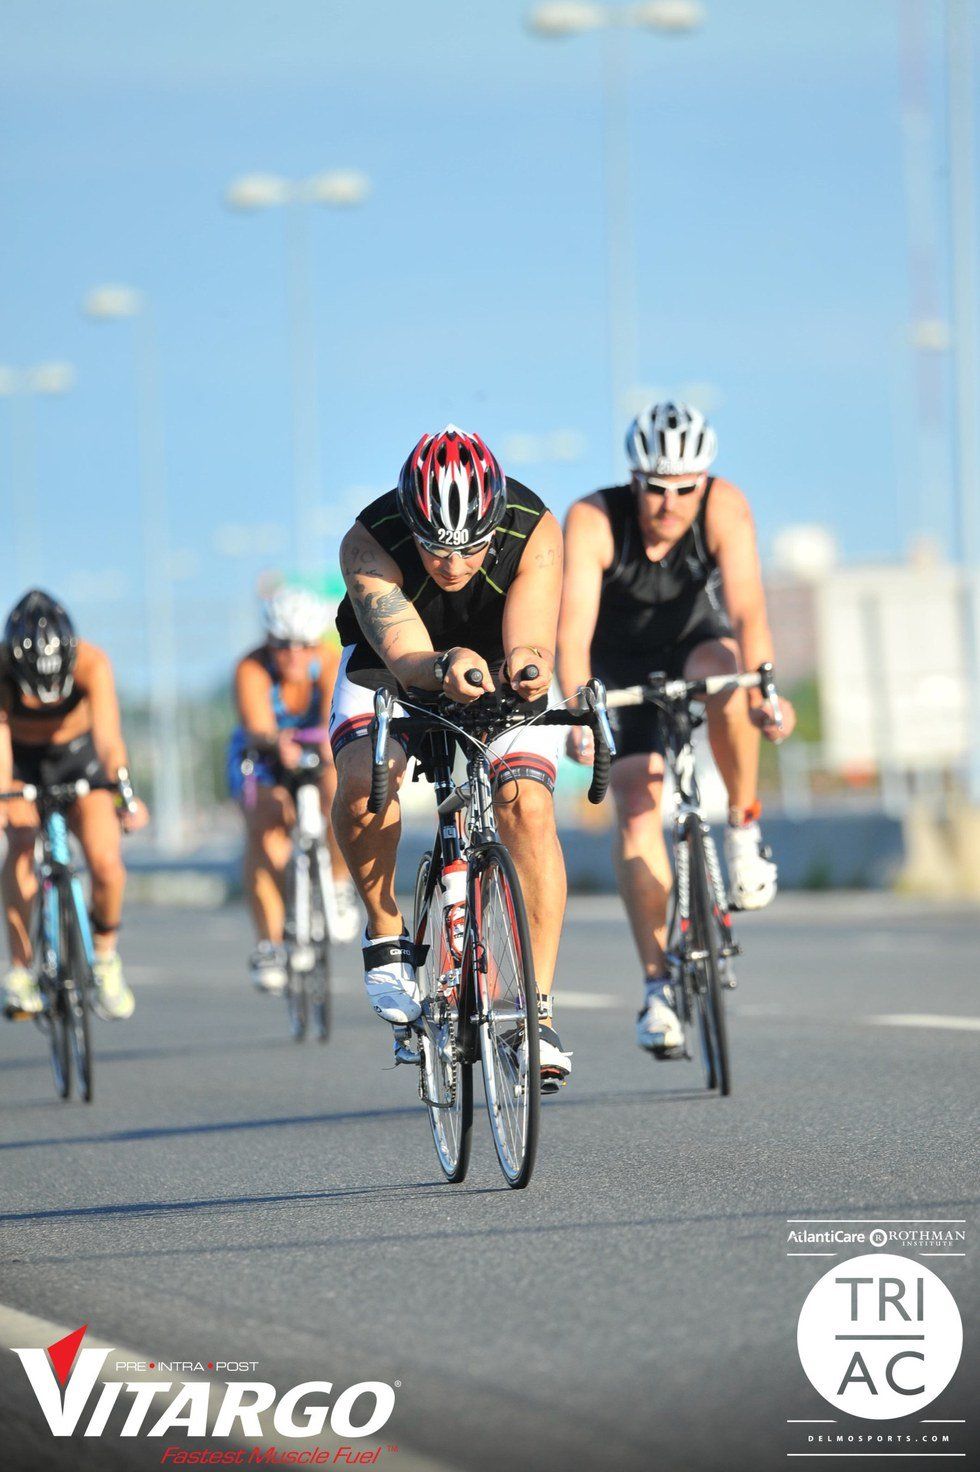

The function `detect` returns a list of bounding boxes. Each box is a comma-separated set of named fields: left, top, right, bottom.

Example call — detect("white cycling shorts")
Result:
left=328, top=646, right=562, bottom=793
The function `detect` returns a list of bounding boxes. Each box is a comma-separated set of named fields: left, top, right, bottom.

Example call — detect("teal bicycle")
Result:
left=1, top=776, right=118, bottom=1102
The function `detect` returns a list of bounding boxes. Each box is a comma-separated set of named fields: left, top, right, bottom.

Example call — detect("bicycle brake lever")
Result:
left=758, top=661, right=784, bottom=732
left=584, top=678, right=616, bottom=758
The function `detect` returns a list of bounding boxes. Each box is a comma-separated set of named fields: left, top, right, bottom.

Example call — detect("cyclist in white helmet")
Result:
left=227, top=586, right=359, bottom=992
left=557, top=401, right=796, bottom=1057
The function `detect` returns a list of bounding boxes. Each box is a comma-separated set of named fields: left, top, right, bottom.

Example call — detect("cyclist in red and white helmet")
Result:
left=330, top=425, right=573, bottom=1093
left=396, top=427, right=508, bottom=550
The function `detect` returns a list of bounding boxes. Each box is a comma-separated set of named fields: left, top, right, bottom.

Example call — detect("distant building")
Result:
left=765, top=527, right=969, bottom=776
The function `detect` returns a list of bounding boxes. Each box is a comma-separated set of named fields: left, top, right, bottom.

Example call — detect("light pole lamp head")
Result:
left=28, top=362, right=76, bottom=394
left=306, top=170, right=372, bottom=207
left=225, top=173, right=292, bottom=210
left=84, top=285, right=144, bottom=320
left=526, top=2, right=607, bottom=37
left=629, top=1, right=705, bottom=32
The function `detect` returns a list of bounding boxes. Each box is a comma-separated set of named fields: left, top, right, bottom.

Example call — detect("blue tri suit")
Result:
left=226, top=651, right=322, bottom=800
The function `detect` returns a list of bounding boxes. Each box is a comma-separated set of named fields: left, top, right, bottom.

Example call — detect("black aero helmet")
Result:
left=3, top=590, right=78, bottom=705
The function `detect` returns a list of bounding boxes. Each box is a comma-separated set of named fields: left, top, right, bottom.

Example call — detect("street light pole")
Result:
left=226, top=171, right=371, bottom=577
left=284, top=198, right=321, bottom=578
left=0, top=362, right=75, bottom=584
left=944, top=0, right=980, bottom=800
left=527, top=1, right=704, bottom=478
left=601, top=18, right=639, bottom=474
left=83, top=286, right=184, bottom=851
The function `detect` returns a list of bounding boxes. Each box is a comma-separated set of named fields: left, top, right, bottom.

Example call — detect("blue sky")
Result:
left=1, top=0, right=975, bottom=690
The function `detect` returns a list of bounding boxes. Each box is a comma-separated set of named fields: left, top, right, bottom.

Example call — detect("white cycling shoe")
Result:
left=636, top=979, right=684, bottom=1058
left=3, top=965, right=42, bottom=1020
left=250, top=941, right=288, bottom=994
left=362, top=932, right=424, bottom=1025
left=326, top=877, right=361, bottom=945
left=537, top=997, right=571, bottom=1093
left=538, top=1024, right=572, bottom=1094
left=93, top=953, right=136, bottom=1020
left=724, top=820, right=777, bottom=911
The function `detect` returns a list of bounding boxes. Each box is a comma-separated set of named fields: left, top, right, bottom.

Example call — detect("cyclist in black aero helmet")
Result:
left=0, top=590, right=149, bottom=1021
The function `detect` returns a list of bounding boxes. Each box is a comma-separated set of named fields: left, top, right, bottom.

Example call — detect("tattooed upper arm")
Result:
left=339, top=523, right=430, bottom=665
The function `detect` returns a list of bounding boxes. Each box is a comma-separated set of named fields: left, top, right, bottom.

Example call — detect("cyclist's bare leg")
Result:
left=242, top=785, right=293, bottom=944
left=610, top=752, right=670, bottom=977
left=317, top=759, right=351, bottom=884
left=494, top=779, right=566, bottom=995
left=2, top=795, right=39, bottom=967
left=69, top=789, right=126, bottom=957
left=332, top=739, right=407, bottom=938
left=684, top=637, right=760, bottom=815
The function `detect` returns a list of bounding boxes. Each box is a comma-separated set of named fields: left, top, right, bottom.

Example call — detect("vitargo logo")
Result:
left=12, top=1326, right=396, bottom=1440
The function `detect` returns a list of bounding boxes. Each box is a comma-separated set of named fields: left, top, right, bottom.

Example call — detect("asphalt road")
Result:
left=1, top=893, right=977, bottom=1472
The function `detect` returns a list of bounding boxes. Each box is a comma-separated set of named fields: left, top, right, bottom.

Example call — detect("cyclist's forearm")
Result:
left=386, top=650, right=441, bottom=691
left=0, top=724, right=11, bottom=791
left=94, top=734, right=129, bottom=783
left=733, top=611, right=775, bottom=685
left=556, top=649, right=592, bottom=705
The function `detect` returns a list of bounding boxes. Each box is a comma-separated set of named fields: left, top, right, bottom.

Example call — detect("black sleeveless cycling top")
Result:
left=0, top=671, right=86, bottom=723
left=336, top=480, right=548, bottom=676
left=590, top=480, right=726, bottom=684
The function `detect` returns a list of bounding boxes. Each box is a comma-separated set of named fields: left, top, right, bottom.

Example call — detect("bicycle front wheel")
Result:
left=472, top=844, right=540, bottom=1189
left=61, top=882, right=94, bottom=1103
left=688, top=824, right=732, bottom=1097
left=285, top=854, right=309, bottom=1042
left=414, top=853, right=472, bottom=1183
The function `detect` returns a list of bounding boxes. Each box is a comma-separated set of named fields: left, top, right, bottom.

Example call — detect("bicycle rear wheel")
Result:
left=414, top=853, right=472, bottom=1183
left=472, top=843, right=540, bottom=1189
left=61, top=883, right=94, bottom=1103
left=688, top=823, right=731, bottom=1096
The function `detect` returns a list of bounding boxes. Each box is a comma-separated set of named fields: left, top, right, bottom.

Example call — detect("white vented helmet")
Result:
left=625, top=401, right=717, bottom=476
left=262, top=587, right=330, bottom=645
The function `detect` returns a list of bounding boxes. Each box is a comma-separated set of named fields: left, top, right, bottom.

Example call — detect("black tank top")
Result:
left=590, top=480, right=724, bottom=682
left=336, top=480, right=548, bottom=676
left=1, top=673, right=86, bottom=723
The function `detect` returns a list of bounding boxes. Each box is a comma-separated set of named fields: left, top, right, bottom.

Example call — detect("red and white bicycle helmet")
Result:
left=396, top=425, right=507, bottom=550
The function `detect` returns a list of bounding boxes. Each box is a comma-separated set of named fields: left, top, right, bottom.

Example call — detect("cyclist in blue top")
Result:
left=228, top=588, right=359, bottom=992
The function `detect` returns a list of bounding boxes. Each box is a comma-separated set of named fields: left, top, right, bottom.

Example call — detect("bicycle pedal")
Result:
left=651, top=1043, right=687, bottom=1061
left=290, top=946, right=316, bottom=972
left=392, top=1028, right=419, bottom=1066
left=540, top=1070, right=565, bottom=1095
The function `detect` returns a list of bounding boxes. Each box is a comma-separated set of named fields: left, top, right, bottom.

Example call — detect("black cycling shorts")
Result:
left=11, top=731, right=110, bottom=792
left=601, top=612, right=734, bottom=764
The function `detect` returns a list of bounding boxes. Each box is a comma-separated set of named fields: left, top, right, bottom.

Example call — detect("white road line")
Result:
left=555, top=992, right=617, bottom=1009
left=0, top=1301, right=454, bottom=1472
left=861, top=1013, right=980, bottom=1032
